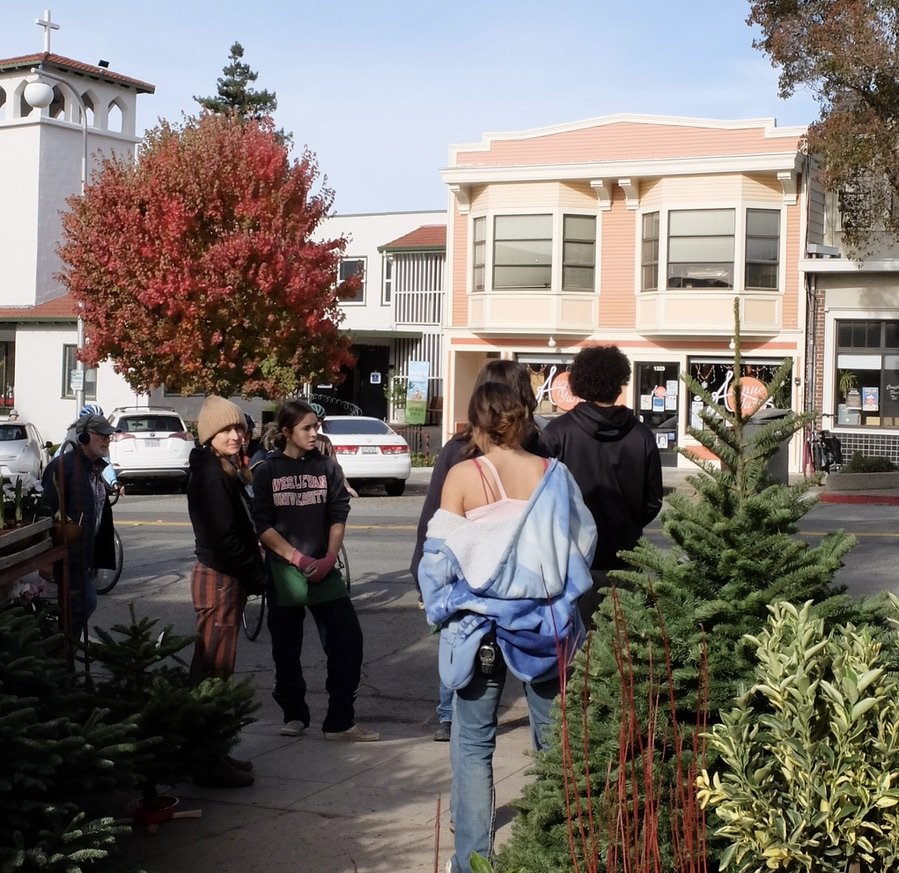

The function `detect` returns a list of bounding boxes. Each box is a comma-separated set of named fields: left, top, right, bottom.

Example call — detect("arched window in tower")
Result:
left=81, top=92, right=95, bottom=127
left=48, top=85, right=65, bottom=119
left=107, top=98, right=124, bottom=133
left=0, top=85, right=6, bottom=120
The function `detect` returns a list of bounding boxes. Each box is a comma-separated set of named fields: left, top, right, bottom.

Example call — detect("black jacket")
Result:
left=42, top=448, right=115, bottom=577
left=187, top=447, right=267, bottom=593
left=538, top=403, right=663, bottom=570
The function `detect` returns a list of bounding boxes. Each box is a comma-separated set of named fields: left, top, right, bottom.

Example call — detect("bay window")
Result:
left=745, top=209, right=780, bottom=289
left=473, top=212, right=597, bottom=293
left=667, top=209, right=735, bottom=289
left=640, top=207, right=782, bottom=293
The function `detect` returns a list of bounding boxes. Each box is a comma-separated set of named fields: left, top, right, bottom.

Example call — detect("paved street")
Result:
left=84, top=469, right=898, bottom=873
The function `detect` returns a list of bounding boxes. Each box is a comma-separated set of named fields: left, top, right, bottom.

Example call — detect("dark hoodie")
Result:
left=538, top=402, right=663, bottom=570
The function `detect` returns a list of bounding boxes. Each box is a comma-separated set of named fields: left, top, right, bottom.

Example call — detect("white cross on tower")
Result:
left=35, top=9, right=60, bottom=53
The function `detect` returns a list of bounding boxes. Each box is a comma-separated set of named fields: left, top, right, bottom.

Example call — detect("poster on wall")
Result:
left=405, top=361, right=429, bottom=425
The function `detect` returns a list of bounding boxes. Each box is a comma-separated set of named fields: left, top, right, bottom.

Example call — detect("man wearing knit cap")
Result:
left=186, top=395, right=267, bottom=788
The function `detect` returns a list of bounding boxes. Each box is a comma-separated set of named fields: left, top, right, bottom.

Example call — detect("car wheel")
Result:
left=385, top=479, right=406, bottom=497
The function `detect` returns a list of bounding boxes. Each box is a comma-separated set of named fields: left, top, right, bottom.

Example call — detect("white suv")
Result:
left=107, top=406, right=195, bottom=485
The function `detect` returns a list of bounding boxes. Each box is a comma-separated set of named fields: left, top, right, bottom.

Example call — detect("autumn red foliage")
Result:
left=58, top=113, right=356, bottom=398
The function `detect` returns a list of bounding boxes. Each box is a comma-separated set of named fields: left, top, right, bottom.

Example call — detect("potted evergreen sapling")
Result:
left=90, top=605, right=257, bottom=821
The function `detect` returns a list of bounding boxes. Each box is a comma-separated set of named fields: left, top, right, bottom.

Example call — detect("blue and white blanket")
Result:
left=419, top=459, right=597, bottom=688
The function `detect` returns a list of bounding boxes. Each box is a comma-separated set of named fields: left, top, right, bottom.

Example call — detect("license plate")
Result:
left=361, top=446, right=377, bottom=454
left=144, top=438, right=160, bottom=447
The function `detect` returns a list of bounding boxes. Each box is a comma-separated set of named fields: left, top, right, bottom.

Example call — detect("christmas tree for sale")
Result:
left=0, top=605, right=139, bottom=873
left=91, top=606, right=258, bottom=804
left=497, top=302, right=877, bottom=873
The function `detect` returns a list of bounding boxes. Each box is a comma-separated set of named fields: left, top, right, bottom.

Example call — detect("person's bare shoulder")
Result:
left=441, top=458, right=480, bottom=514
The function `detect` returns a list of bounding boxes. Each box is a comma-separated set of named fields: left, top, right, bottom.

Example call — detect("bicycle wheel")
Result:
left=243, top=593, right=266, bottom=641
left=339, top=543, right=351, bottom=593
left=95, top=528, right=123, bottom=595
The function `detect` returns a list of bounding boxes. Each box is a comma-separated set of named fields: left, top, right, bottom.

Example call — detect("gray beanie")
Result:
left=197, top=396, right=245, bottom=445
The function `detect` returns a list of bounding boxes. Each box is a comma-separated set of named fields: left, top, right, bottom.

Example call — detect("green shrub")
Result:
left=698, top=599, right=899, bottom=873
left=843, top=453, right=897, bottom=473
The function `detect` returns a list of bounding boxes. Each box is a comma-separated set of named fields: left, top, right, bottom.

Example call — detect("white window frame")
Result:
left=637, top=204, right=785, bottom=295
left=381, top=253, right=392, bottom=305
left=61, top=344, right=97, bottom=400
left=337, top=256, right=366, bottom=305
left=469, top=210, right=598, bottom=294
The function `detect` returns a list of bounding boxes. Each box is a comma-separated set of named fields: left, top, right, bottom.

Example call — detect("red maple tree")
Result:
left=59, top=113, right=355, bottom=398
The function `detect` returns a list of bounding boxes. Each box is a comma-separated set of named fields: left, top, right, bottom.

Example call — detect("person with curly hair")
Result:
left=539, top=344, right=663, bottom=625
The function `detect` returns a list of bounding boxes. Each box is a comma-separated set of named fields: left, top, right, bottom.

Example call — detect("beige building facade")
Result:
left=441, top=114, right=809, bottom=469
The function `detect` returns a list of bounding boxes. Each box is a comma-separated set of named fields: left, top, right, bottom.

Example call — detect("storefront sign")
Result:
left=549, top=371, right=580, bottom=411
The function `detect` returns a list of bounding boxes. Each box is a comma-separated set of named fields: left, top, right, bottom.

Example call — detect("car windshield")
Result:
left=0, top=425, right=27, bottom=441
left=118, top=416, right=184, bottom=433
left=325, top=419, right=391, bottom=436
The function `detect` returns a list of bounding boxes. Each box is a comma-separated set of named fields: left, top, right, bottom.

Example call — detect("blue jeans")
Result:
left=437, top=677, right=454, bottom=724
left=448, top=663, right=559, bottom=873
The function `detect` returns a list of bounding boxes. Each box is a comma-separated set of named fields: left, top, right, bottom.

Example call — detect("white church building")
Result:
left=0, top=15, right=449, bottom=443
left=0, top=17, right=155, bottom=442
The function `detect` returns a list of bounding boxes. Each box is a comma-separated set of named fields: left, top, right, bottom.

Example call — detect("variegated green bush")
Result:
left=697, top=598, right=899, bottom=873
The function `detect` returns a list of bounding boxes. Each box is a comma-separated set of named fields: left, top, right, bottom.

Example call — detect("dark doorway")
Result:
left=318, top=344, right=389, bottom=419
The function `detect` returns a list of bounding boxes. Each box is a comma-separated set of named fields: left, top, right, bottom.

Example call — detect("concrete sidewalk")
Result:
left=115, top=464, right=897, bottom=873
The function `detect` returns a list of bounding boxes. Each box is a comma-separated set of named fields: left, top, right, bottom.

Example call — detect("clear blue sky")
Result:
left=3, top=1, right=820, bottom=214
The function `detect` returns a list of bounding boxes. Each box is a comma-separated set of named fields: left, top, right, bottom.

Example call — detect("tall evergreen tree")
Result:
left=497, top=302, right=878, bottom=873
left=195, top=41, right=277, bottom=120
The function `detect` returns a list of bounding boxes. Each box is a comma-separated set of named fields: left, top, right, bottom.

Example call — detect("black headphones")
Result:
left=78, top=430, right=90, bottom=444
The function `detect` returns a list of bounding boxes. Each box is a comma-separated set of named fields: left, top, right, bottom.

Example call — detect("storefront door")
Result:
left=636, top=362, right=680, bottom=467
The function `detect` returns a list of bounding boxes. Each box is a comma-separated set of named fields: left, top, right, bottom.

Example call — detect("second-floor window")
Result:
left=668, top=209, right=735, bottom=289
left=493, top=215, right=552, bottom=289
left=642, top=212, right=660, bottom=291
left=381, top=254, right=392, bottom=305
left=473, top=213, right=597, bottom=293
left=562, top=215, right=596, bottom=291
left=745, top=209, right=780, bottom=289
left=640, top=207, right=781, bottom=292
left=472, top=217, right=486, bottom=292
left=338, top=257, right=365, bottom=304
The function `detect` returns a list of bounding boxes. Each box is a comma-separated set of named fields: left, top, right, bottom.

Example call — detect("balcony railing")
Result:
left=394, top=289, right=442, bottom=326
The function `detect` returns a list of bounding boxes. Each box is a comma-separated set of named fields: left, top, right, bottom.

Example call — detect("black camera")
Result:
left=477, top=639, right=498, bottom=676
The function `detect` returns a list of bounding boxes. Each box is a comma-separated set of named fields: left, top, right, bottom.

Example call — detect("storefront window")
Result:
left=834, top=319, right=899, bottom=427
left=687, top=359, right=791, bottom=430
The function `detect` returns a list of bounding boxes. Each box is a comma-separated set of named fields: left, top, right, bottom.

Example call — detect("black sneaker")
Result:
left=433, top=721, right=452, bottom=742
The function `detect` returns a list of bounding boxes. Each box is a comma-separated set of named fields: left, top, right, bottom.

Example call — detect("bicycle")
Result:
left=243, top=543, right=351, bottom=641
left=94, top=484, right=124, bottom=595
left=807, top=423, right=843, bottom=474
